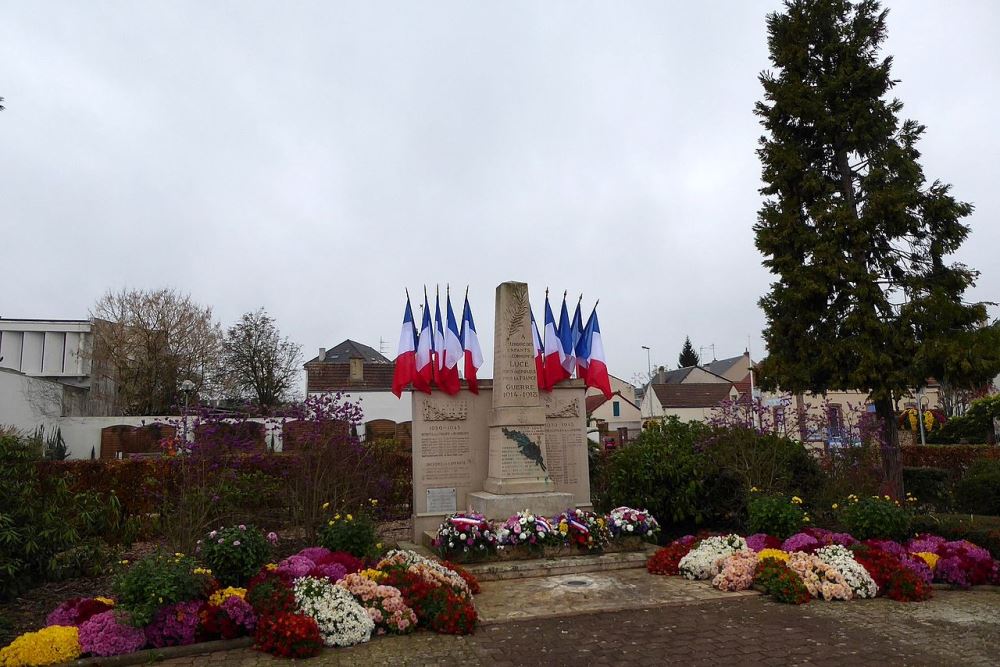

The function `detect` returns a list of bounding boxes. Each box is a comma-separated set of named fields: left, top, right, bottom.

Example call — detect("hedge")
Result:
left=901, top=445, right=1000, bottom=476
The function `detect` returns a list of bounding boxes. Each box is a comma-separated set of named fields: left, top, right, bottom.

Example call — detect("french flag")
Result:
left=460, top=292, right=484, bottom=394
left=415, top=290, right=435, bottom=389
left=543, top=292, right=569, bottom=389
left=530, top=308, right=546, bottom=390
left=558, top=293, right=576, bottom=378
left=432, top=290, right=447, bottom=388
left=570, top=298, right=585, bottom=379
left=391, top=293, right=429, bottom=397
left=438, top=291, right=463, bottom=395
left=578, top=305, right=612, bottom=399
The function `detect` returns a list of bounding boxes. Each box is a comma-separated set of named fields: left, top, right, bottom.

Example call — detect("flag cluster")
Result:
left=535, top=291, right=611, bottom=399
left=392, top=287, right=611, bottom=400
left=392, top=287, right=483, bottom=397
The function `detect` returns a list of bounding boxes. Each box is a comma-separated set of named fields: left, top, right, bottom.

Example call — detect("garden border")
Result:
left=66, top=637, right=252, bottom=666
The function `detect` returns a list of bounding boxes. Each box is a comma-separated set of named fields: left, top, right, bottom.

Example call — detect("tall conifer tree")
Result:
left=678, top=336, right=700, bottom=368
left=754, top=0, right=1000, bottom=495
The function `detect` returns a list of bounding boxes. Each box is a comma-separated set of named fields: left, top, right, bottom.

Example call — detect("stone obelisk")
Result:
left=469, top=281, right=573, bottom=519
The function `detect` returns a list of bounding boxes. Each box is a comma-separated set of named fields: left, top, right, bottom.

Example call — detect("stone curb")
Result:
left=65, top=638, right=252, bottom=666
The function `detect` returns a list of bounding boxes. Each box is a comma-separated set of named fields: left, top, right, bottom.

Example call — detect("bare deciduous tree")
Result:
left=221, top=308, right=302, bottom=409
left=90, top=288, right=223, bottom=415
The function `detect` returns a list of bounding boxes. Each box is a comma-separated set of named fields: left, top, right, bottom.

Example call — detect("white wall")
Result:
left=0, top=368, right=64, bottom=429
left=310, top=390, right=412, bottom=438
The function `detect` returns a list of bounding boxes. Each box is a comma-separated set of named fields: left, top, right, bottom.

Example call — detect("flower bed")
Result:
left=1, top=535, right=479, bottom=664
left=647, top=528, right=1000, bottom=605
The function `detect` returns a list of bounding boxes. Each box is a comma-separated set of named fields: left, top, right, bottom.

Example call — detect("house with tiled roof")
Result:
left=304, top=340, right=411, bottom=427
left=586, top=390, right=642, bottom=447
left=640, top=383, right=741, bottom=422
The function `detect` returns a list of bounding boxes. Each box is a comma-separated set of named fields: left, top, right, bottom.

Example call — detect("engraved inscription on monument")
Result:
left=426, top=487, right=457, bottom=514
left=421, top=421, right=472, bottom=483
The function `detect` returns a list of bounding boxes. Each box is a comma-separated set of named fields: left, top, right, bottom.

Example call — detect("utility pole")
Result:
left=641, top=345, right=652, bottom=418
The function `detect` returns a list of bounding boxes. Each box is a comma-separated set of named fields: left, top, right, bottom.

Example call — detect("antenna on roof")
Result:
left=379, top=337, right=389, bottom=355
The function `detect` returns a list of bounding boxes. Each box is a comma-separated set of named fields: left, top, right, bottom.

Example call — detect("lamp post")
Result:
left=641, top=346, right=652, bottom=419
left=180, top=379, right=195, bottom=448
left=917, top=388, right=928, bottom=447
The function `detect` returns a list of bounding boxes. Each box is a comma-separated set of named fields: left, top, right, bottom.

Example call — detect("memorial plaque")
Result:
left=426, top=487, right=457, bottom=514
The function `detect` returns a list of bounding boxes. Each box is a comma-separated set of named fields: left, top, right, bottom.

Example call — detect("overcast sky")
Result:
left=2, top=0, right=998, bottom=387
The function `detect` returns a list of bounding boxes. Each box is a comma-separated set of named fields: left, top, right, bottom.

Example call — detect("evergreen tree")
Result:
left=753, top=0, right=1000, bottom=495
left=678, top=336, right=700, bottom=368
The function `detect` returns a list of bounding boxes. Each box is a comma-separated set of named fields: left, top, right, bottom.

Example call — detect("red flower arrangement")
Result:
left=647, top=542, right=695, bottom=575
left=439, top=561, right=481, bottom=595
left=254, top=612, right=323, bottom=659
left=246, top=570, right=295, bottom=616
left=850, top=546, right=899, bottom=589
left=754, top=558, right=810, bottom=605
left=381, top=569, right=477, bottom=635
left=884, top=568, right=933, bottom=602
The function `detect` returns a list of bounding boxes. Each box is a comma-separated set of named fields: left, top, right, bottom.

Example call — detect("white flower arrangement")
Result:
left=815, top=545, right=878, bottom=599
left=293, top=576, right=375, bottom=647
left=678, top=534, right=748, bottom=580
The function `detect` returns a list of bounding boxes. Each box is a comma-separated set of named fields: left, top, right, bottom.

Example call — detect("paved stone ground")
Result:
left=158, top=582, right=1000, bottom=666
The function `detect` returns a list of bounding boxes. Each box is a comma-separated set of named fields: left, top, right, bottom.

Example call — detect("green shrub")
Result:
left=838, top=496, right=911, bottom=541
left=317, top=505, right=378, bottom=558
left=747, top=494, right=805, bottom=538
left=0, top=433, right=134, bottom=600
left=902, top=467, right=953, bottom=511
left=199, top=525, right=272, bottom=586
left=600, top=418, right=711, bottom=529
left=954, top=460, right=1000, bottom=516
left=112, top=551, right=211, bottom=626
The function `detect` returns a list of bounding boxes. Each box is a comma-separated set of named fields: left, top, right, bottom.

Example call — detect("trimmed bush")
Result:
left=954, top=460, right=1000, bottom=516
left=903, top=467, right=953, bottom=511
left=839, top=496, right=911, bottom=541
left=747, top=494, right=805, bottom=538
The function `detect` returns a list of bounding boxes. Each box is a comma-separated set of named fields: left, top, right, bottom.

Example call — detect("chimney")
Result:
left=318, top=347, right=326, bottom=362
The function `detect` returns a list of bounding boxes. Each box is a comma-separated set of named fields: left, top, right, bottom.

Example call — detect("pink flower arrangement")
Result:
left=274, top=548, right=361, bottom=583
left=781, top=533, right=821, bottom=553
left=145, top=601, right=203, bottom=648
left=337, top=573, right=417, bottom=635
left=746, top=534, right=782, bottom=552
left=712, top=550, right=758, bottom=592
left=220, top=595, right=257, bottom=633
left=787, top=552, right=852, bottom=600
left=45, top=598, right=113, bottom=627
left=78, top=611, right=146, bottom=657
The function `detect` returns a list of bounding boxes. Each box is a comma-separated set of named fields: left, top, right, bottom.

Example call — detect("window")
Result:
left=612, top=401, right=621, bottom=417
left=350, top=358, right=363, bottom=381
left=827, top=404, right=844, bottom=439
left=773, top=406, right=785, bottom=434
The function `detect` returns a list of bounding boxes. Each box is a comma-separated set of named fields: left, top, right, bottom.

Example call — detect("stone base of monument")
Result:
left=466, top=490, right=575, bottom=523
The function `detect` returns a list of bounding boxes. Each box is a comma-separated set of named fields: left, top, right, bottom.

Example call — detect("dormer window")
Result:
left=350, top=358, right=363, bottom=381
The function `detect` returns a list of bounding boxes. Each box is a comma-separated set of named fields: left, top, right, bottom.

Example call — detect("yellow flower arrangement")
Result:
left=790, top=496, right=802, bottom=505
left=265, top=563, right=278, bottom=572
left=208, top=586, right=247, bottom=607
left=913, top=552, right=939, bottom=570
left=322, top=502, right=330, bottom=510
left=0, top=625, right=81, bottom=666
left=192, top=567, right=212, bottom=576
left=831, top=503, right=839, bottom=510
left=757, top=548, right=790, bottom=562
left=346, top=514, right=353, bottom=522
left=359, top=568, right=387, bottom=582
left=93, top=596, right=115, bottom=607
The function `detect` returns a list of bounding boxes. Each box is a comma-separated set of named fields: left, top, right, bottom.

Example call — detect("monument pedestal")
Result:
left=467, top=490, right=575, bottom=523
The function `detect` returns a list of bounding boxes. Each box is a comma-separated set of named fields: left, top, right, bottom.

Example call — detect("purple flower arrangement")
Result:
left=145, top=601, right=203, bottom=648
left=78, top=611, right=146, bottom=656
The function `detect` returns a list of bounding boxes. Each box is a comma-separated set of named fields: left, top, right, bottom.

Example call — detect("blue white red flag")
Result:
left=578, top=305, right=612, bottom=399
left=433, top=289, right=446, bottom=387
left=543, top=292, right=569, bottom=389
left=415, top=289, right=435, bottom=388
left=558, top=293, right=576, bottom=377
left=438, top=291, right=463, bottom=395
left=570, top=298, right=584, bottom=379
left=530, top=308, right=546, bottom=391
left=391, top=293, right=429, bottom=397
left=460, top=292, right=484, bottom=394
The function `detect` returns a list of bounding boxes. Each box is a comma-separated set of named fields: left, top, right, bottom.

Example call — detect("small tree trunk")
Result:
left=874, top=397, right=903, bottom=498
